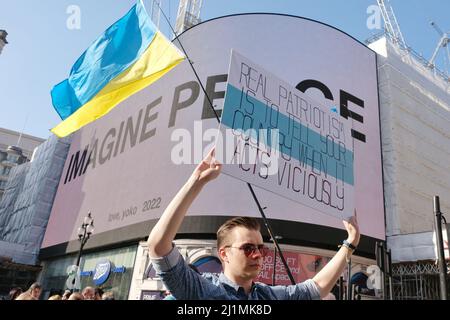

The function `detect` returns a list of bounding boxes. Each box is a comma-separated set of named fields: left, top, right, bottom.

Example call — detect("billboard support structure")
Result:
left=155, top=3, right=296, bottom=285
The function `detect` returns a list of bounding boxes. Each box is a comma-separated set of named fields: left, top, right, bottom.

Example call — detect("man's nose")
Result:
left=250, top=248, right=263, bottom=258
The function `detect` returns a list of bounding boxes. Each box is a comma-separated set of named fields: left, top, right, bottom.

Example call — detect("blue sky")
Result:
left=0, top=0, right=448, bottom=139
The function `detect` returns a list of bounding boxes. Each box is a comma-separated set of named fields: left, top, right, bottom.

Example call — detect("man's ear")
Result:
left=218, top=247, right=229, bottom=263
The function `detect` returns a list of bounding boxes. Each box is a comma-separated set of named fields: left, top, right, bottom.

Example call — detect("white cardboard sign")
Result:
left=218, top=51, right=354, bottom=219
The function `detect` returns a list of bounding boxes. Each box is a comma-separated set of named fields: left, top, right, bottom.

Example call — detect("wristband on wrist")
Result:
left=338, top=240, right=356, bottom=263
left=342, top=240, right=357, bottom=251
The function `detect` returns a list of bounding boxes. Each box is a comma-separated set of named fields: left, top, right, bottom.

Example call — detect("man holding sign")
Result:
left=147, top=148, right=360, bottom=300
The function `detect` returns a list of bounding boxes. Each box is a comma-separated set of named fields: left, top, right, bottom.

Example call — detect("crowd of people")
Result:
left=7, top=282, right=115, bottom=300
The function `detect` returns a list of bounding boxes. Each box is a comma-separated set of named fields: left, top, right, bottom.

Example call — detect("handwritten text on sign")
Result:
left=218, top=51, right=354, bottom=219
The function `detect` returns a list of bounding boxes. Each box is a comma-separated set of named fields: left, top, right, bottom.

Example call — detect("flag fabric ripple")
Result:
left=51, top=0, right=185, bottom=137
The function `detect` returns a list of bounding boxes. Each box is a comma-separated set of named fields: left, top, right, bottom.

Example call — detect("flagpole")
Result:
left=155, top=1, right=296, bottom=285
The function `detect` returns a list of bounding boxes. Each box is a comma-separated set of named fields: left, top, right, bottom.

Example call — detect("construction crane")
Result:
left=376, top=0, right=407, bottom=50
left=428, top=21, right=449, bottom=73
left=376, top=1, right=448, bottom=81
left=175, top=0, right=203, bottom=36
left=150, top=0, right=162, bottom=29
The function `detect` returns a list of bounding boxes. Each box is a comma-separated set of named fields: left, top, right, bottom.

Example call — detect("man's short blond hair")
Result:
left=216, top=217, right=260, bottom=249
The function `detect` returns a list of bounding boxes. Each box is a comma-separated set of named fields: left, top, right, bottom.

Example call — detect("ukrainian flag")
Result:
left=51, top=0, right=185, bottom=137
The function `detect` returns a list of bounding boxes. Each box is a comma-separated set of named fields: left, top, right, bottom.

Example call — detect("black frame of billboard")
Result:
left=179, top=13, right=378, bottom=54
left=374, top=53, right=388, bottom=248
left=40, top=13, right=385, bottom=261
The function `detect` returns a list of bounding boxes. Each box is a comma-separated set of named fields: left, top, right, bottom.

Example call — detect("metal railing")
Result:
left=366, top=30, right=450, bottom=83
left=391, top=262, right=450, bottom=300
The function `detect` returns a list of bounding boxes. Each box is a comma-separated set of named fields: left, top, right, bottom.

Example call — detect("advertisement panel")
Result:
left=42, top=14, right=383, bottom=249
left=256, top=250, right=332, bottom=286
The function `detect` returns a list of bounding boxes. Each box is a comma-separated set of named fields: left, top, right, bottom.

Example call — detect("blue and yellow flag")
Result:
left=51, top=0, right=185, bottom=137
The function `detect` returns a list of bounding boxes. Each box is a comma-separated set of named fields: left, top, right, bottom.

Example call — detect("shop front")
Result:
left=39, top=245, right=137, bottom=300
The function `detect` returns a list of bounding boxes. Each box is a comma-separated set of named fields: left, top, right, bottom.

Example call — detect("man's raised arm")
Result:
left=147, top=148, right=222, bottom=258
left=312, top=211, right=360, bottom=298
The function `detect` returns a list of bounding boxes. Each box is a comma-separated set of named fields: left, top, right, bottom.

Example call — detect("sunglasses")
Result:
left=225, top=243, right=269, bottom=257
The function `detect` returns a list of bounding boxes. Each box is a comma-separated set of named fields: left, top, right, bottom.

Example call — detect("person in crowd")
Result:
left=48, top=294, right=62, bottom=300
left=81, top=286, right=95, bottom=300
left=101, top=291, right=115, bottom=300
left=94, top=287, right=104, bottom=300
left=8, top=287, right=22, bottom=300
left=68, top=292, right=84, bottom=300
left=162, top=290, right=176, bottom=300
left=61, top=290, right=72, bottom=300
left=147, top=148, right=360, bottom=300
left=15, top=282, right=42, bottom=300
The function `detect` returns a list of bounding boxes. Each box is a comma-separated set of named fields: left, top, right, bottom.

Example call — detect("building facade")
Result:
left=0, top=135, right=69, bottom=299
left=0, top=127, right=45, bottom=202
left=369, top=36, right=450, bottom=299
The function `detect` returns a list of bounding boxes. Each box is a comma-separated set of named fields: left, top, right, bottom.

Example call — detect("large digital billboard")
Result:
left=42, top=14, right=384, bottom=250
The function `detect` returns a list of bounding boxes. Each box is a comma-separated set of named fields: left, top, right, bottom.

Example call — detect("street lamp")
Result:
left=271, top=235, right=282, bottom=286
left=72, top=212, right=94, bottom=291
